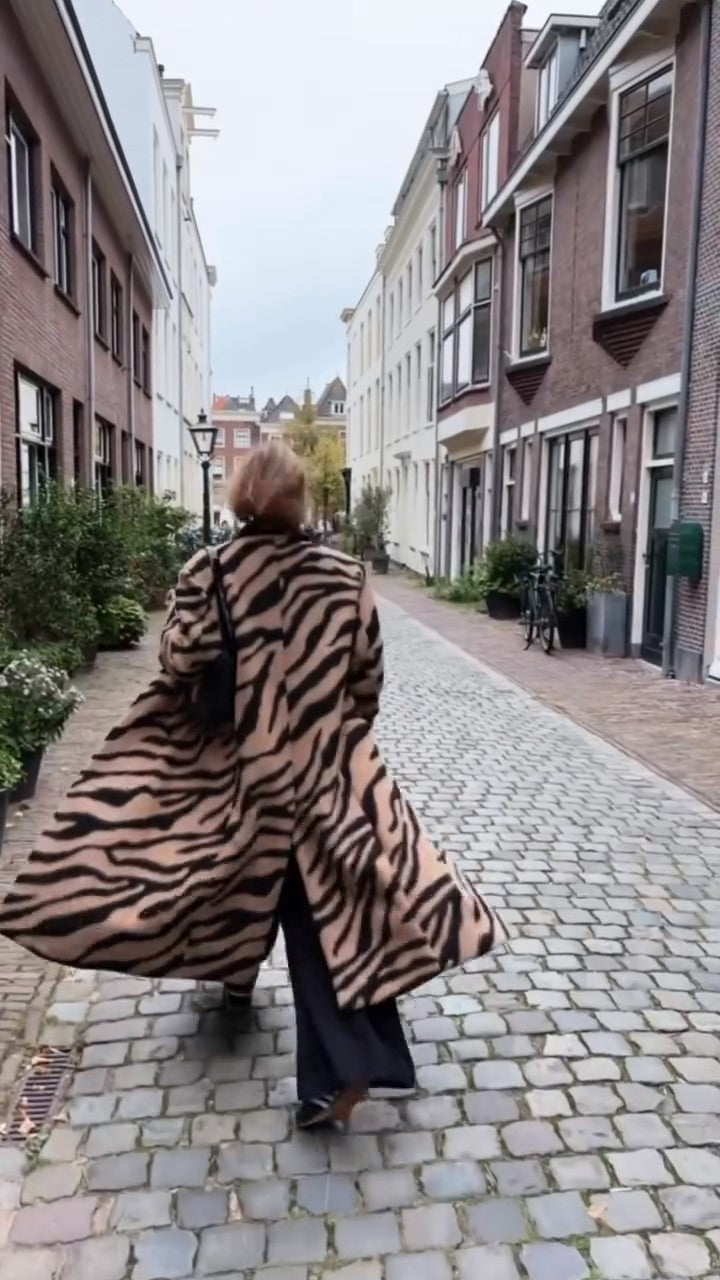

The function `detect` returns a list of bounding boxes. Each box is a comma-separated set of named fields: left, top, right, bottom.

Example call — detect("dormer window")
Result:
left=536, top=44, right=559, bottom=131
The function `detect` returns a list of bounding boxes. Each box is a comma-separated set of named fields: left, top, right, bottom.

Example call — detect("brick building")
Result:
left=485, top=0, right=705, bottom=670
left=0, top=0, right=169, bottom=503
left=210, top=393, right=260, bottom=523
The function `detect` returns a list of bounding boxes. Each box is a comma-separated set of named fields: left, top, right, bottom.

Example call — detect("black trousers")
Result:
left=278, top=858, right=415, bottom=1104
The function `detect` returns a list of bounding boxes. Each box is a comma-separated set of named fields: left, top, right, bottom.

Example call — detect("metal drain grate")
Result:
left=3, top=1047, right=74, bottom=1147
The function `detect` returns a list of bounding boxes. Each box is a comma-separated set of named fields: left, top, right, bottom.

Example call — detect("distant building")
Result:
left=211, top=392, right=259, bottom=523
left=259, top=382, right=347, bottom=443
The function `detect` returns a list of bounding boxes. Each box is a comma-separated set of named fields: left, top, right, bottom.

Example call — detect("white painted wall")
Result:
left=73, top=0, right=213, bottom=516
left=379, top=161, right=441, bottom=576
left=345, top=271, right=384, bottom=504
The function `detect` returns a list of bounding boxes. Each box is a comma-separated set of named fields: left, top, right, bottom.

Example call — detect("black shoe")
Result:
left=295, top=1095, right=341, bottom=1131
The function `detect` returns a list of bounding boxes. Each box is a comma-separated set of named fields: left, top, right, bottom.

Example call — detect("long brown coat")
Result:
left=0, top=530, right=505, bottom=1008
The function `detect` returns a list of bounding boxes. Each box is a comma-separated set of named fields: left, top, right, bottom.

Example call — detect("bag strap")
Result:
left=211, top=551, right=237, bottom=657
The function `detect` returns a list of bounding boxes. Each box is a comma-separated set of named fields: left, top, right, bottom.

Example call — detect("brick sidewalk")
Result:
left=373, top=574, right=720, bottom=813
left=0, top=620, right=163, bottom=1114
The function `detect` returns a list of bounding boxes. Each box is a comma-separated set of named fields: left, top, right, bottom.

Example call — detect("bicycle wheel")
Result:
left=521, top=585, right=536, bottom=648
left=539, top=588, right=556, bottom=654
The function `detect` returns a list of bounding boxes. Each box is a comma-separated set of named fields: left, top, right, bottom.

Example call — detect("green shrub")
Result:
left=432, top=562, right=488, bottom=603
left=0, top=740, right=23, bottom=792
left=483, top=537, right=537, bottom=595
left=352, top=484, right=391, bottom=557
left=98, top=596, right=147, bottom=650
left=0, top=654, right=83, bottom=753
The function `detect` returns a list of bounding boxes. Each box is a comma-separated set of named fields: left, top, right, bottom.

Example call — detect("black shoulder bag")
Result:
left=197, top=552, right=237, bottom=730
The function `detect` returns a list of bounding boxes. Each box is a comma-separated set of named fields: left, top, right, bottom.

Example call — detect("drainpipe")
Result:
left=488, top=225, right=505, bottom=543
left=176, top=156, right=186, bottom=508
left=664, top=0, right=711, bottom=678
left=433, top=154, right=449, bottom=578
left=127, top=254, right=136, bottom=482
left=85, top=163, right=95, bottom=485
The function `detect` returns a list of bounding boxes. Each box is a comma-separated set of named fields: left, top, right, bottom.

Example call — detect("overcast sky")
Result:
left=119, top=0, right=602, bottom=406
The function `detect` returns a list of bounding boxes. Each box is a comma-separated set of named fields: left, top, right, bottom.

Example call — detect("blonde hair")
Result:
left=227, top=441, right=307, bottom=529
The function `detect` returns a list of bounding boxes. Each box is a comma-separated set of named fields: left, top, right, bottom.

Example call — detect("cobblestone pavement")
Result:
left=3, top=602, right=720, bottom=1277
left=373, top=574, right=720, bottom=812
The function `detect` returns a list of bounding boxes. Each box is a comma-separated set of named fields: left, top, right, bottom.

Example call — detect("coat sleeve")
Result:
left=347, top=569, right=384, bottom=726
left=159, top=549, right=224, bottom=681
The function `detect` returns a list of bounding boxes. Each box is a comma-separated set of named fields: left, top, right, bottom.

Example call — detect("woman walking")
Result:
left=0, top=442, right=505, bottom=1129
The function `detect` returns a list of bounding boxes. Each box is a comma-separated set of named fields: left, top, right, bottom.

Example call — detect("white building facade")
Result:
left=344, top=82, right=474, bottom=577
left=72, top=0, right=215, bottom=514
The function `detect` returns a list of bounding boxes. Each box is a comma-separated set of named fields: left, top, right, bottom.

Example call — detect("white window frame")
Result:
left=502, top=446, right=517, bottom=536
left=234, top=427, right=250, bottom=449
left=215, top=428, right=224, bottom=448
left=427, top=329, right=436, bottom=421
left=520, top=437, right=534, bottom=523
left=536, top=44, right=560, bottom=133
left=601, top=50, right=676, bottom=313
left=481, top=113, right=500, bottom=211
left=455, top=170, right=467, bottom=252
left=607, top=415, right=626, bottom=523
left=8, top=113, right=34, bottom=250
left=512, top=187, right=554, bottom=363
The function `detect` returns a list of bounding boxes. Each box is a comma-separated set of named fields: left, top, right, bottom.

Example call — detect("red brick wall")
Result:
left=0, top=6, right=87, bottom=488
left=497, top=3, right=702, bottom=588
left=675, top=1, right=719, bottom=675
left=0, top=6, right=155, bottom=497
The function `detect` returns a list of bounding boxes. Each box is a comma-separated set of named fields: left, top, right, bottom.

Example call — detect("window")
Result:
left=360, top=322, right=365, bottom=374
left=440, top=259, right=493, bottom=401
left=367, top=387, right=372, bottom=451
left=481, top=114, right=500, bottom=210
left=654, top=405, right=677, bottom=458
left=417, top=245, right=424, bottom=299
left=519, top=196, right=552, bottom=356
left=234, top=427, right=250, bottom=449
left=415, top=343, right=422, bottom=422
left=212, top=460, right=225, bottom=481
left=454, top=170, right=467, bottom=251
left=16, top=372, right=56, bottom=506
left=376, top=298, right=382, bottom=357
left=92, top=246, right=107, bottom=341
left=425, top=462, right=431, bottom=545
left=134, top=440, right=146, bottom=488
left=503, top=447, right=517, bottom=535
left=521, top=437, right=534, bottom=523
left=397, top=281, right=403, bottom=333
left=110, top=275, right=123, bottom=361
left=427, top=330, right=436, bottom=420
left=405, top=354, right=411, bottom=431
left=215, top=428, right=225, bottom=448
left=132, top=312, right=141, bottom=385
left=440, top=294, right=455, bottom=403
left=430, top=223, right=438, bottom=282
left=7, top=111, right=34, bottom=251
left=389, top=294, right=395, bottom=345
left=51, top=183, right=72, bottom=296
left=397, top=363, right=403, bottom=433
left=616, top=68, right=672, bottom=298
left=94, top=418, right=114, bottom=495
left=331, top=401, right=345, bottom=415
left=407, top=263, right=413, bottom=316
left=608, top=416, right=626, bottom=521
left=141, top=327, right=151, bottom=394
left=536, top=46, right=560, bottom=131
left=388, top=372, right=394, bottom=437
left=546, top=428, right=599, bottom=570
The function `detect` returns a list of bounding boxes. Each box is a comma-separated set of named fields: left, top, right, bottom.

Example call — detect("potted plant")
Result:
left=482, top=537, right=537, bottom=620
left=0, top=655, right=83, bottom=802
left=0, top=742, right=22, bottom=850
left=97, top=595, right=147, bottom=650
left=557, top=569, right=590, bottom=649
left=352, top=484, right=392, bottom=575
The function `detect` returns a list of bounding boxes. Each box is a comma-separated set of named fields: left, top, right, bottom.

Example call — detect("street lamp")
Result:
left=189, top=410, right=218, bottom=546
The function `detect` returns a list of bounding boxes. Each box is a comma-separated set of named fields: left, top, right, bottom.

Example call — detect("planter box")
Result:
left=11, top=749, right=44, bottom=804
left=486, top=591, right=521, bottom=621
left=372, top=553, right=390, bottom=575
left=587, top=590, right=628, bottom=658
left=558, top=609, right=587, bottom=650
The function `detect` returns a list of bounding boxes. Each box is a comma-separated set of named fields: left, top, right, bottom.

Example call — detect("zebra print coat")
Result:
left=0, top=530, right=505, bottom=1009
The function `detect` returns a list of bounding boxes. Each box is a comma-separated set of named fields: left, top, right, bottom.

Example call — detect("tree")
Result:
left=286, top=404, right=319, bottom=459
left=307, top=433, right=346, bottom=527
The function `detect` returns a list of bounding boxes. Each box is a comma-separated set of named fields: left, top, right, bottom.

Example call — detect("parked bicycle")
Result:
left=520, top=552, right=561, bottom=654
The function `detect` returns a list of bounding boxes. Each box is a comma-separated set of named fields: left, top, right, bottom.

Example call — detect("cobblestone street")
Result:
left=3, top=600, right=720, bottom=1279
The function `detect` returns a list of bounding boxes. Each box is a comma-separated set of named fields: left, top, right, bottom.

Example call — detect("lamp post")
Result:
left=189, top=410, right=218, bottom=546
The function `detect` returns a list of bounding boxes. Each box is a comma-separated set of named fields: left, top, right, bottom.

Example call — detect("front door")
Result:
left=641, top=466, right=673, bottom=664
left=459, top=463, right=483, bottom=573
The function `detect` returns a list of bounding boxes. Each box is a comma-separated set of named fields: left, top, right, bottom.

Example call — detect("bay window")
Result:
left=616, top=68, right=672, bottom=298
left=481, top=114, right=500, bottom=210
left=427, top=330, right=436, bottom=419
left=440, top=260, right=493, bottom=404
left=16, top=372, right=56, bottom=506
left=519, top=196, right=552, bottom=356
left=440, top=294, right=455, bottom=403
left=536, top=46, right=559, bottom=131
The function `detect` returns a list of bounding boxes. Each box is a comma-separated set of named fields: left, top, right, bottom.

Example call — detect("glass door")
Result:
left=641, top=466, right=673, bottom=665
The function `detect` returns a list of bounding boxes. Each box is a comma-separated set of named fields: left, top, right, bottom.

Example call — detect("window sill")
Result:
left=440, top=381, right=492, bottom=409
left=94, top=332, right=110, bottom=353
left=11, top=234, right=47, bottom=279
left=54, top=285, right=80, bottom=317
left=112, top=352, right=124, bottom=369
left=595, top=293, right=669, bottom=324
left=508, top=351, right=552, bottom=370
left=601, top=518, right=622, bottom=534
